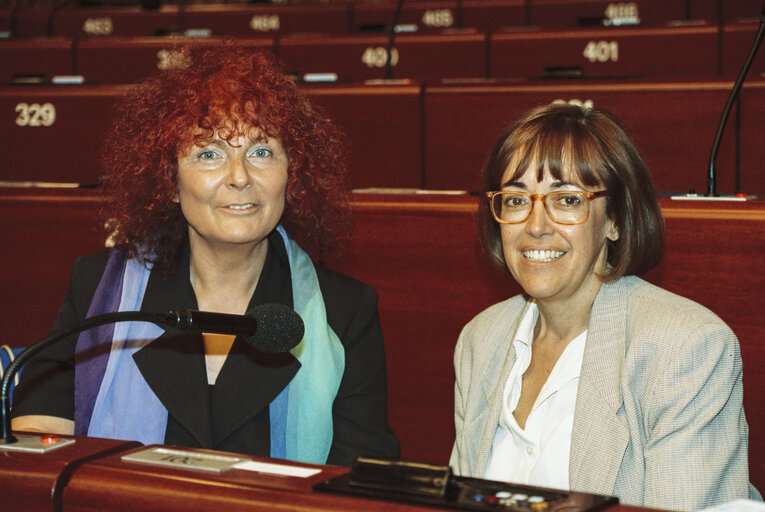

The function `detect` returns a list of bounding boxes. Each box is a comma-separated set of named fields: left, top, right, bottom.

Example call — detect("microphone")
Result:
left=0, top=304, right=304, bottom=447
left=174, top=304, right=304, bottom=353
left=706, top=4, right=764, bottom=197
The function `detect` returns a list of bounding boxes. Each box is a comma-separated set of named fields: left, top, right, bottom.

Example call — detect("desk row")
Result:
left=2, top=0, right=762, bottom=39
left=2, top=79, right=764, bottom=195
left=4, top=22, right=765, bottom=85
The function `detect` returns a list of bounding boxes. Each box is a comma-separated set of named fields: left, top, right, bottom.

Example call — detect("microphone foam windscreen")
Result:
left=246, top=303, right=305, bottom=353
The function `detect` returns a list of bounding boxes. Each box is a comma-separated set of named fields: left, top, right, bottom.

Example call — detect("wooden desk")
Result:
left=0, top=81, right=422, bottom=188
left=276, top=31, right=487, bottom=82
left=0, top=37, right=73, bottom=84
left=351, top=0, right=465, bottom=33
left=49, top=6, right=180, bottom=38
left=527, top=0, right=686, bottom=28
left=0, top=84, right=129, bottom=184
left=75, top=36, right=275, bottom=85
left=182, top=3, right=351, bottom=37
left=489, top=24, right=720, bottom=80
left=0, top=435, right=141, bottom=512
left=0, top=435, right=649, bottom=512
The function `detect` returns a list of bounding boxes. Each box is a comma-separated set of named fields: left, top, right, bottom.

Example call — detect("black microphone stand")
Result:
left=706, top=4, right=765, bottom=197
left=0, top=309, right=255, bottom=449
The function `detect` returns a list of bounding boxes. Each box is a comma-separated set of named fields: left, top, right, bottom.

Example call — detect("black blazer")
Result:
left=13, top=233, right=400, bottom=466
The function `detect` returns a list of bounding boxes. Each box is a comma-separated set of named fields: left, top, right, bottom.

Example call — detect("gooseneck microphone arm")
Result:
left=385, top=0, right=406, bottom=80
left=707, top=4, right=765, bottom=196
left=0, top=310, right=256, bottom=445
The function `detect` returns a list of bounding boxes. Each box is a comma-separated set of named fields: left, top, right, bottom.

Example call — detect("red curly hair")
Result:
left=100, top=43, right=351, bottom=274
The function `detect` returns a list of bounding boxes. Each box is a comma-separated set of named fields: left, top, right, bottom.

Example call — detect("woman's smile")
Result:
left=521, top=249, right=566, bottom=262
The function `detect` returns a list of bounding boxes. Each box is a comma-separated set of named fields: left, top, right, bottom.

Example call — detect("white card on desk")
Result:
left=233, top=460, right=322, bottom=478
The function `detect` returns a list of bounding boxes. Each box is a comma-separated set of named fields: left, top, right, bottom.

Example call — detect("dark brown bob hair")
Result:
left=479, top=102, right=664, bottom=281
left=100, top=43, right=350, bottom=274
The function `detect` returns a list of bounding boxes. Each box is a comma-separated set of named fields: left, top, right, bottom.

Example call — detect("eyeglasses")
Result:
left=486, top=190, right=608, bottom=225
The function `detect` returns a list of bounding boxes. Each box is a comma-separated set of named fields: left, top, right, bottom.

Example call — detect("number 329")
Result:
left=15, top=102, right=57, bottom=127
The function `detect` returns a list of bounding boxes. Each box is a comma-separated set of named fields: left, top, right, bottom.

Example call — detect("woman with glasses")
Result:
left=450, top=103, right=757, bottom=509
left=11, top=44, right=399, bottom=466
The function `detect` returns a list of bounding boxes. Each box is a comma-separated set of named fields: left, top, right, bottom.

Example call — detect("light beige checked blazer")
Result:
left=450, top=275, right=760, bottom=511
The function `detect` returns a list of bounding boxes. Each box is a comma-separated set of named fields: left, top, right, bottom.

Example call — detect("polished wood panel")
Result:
left=0, top=435, right=141, bottom=512
left=304, top=82, right=423, bottom=189
left=423, top=80, right=752, bottom=194
left=722, top=21, right=765, bottom=78
left=0, top=188, right=106, bottom=345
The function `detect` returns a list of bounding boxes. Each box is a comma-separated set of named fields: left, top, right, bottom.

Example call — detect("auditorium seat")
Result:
left=422, top=80, right=748, bottom=194
left=276, top=30, right=487, bottom=82
left=489, top=23, right=720, bottom=80
left=0, top=37, right=74, bottom=84
left=182, top=3, right=351, bottom=37
left=75, top=36, right=275, bottom=84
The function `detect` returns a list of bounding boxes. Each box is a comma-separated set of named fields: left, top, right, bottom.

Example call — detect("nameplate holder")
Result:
left=122, top=447, right=244, bottom=473
left=0, top=434, right=76, bottom=453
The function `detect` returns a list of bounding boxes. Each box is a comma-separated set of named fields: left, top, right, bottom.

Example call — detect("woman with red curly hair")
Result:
left=11, top=44, right=400, bottom=466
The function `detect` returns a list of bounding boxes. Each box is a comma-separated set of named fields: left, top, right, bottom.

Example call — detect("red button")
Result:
left=40, top=435, right=60, bottom=445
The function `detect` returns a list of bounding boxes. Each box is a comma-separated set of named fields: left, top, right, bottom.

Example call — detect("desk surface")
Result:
left=0, top=434, right=654, bottom=512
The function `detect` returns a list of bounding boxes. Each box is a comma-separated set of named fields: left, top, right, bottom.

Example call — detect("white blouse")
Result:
left=484, top=301, right=587, bottom=491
